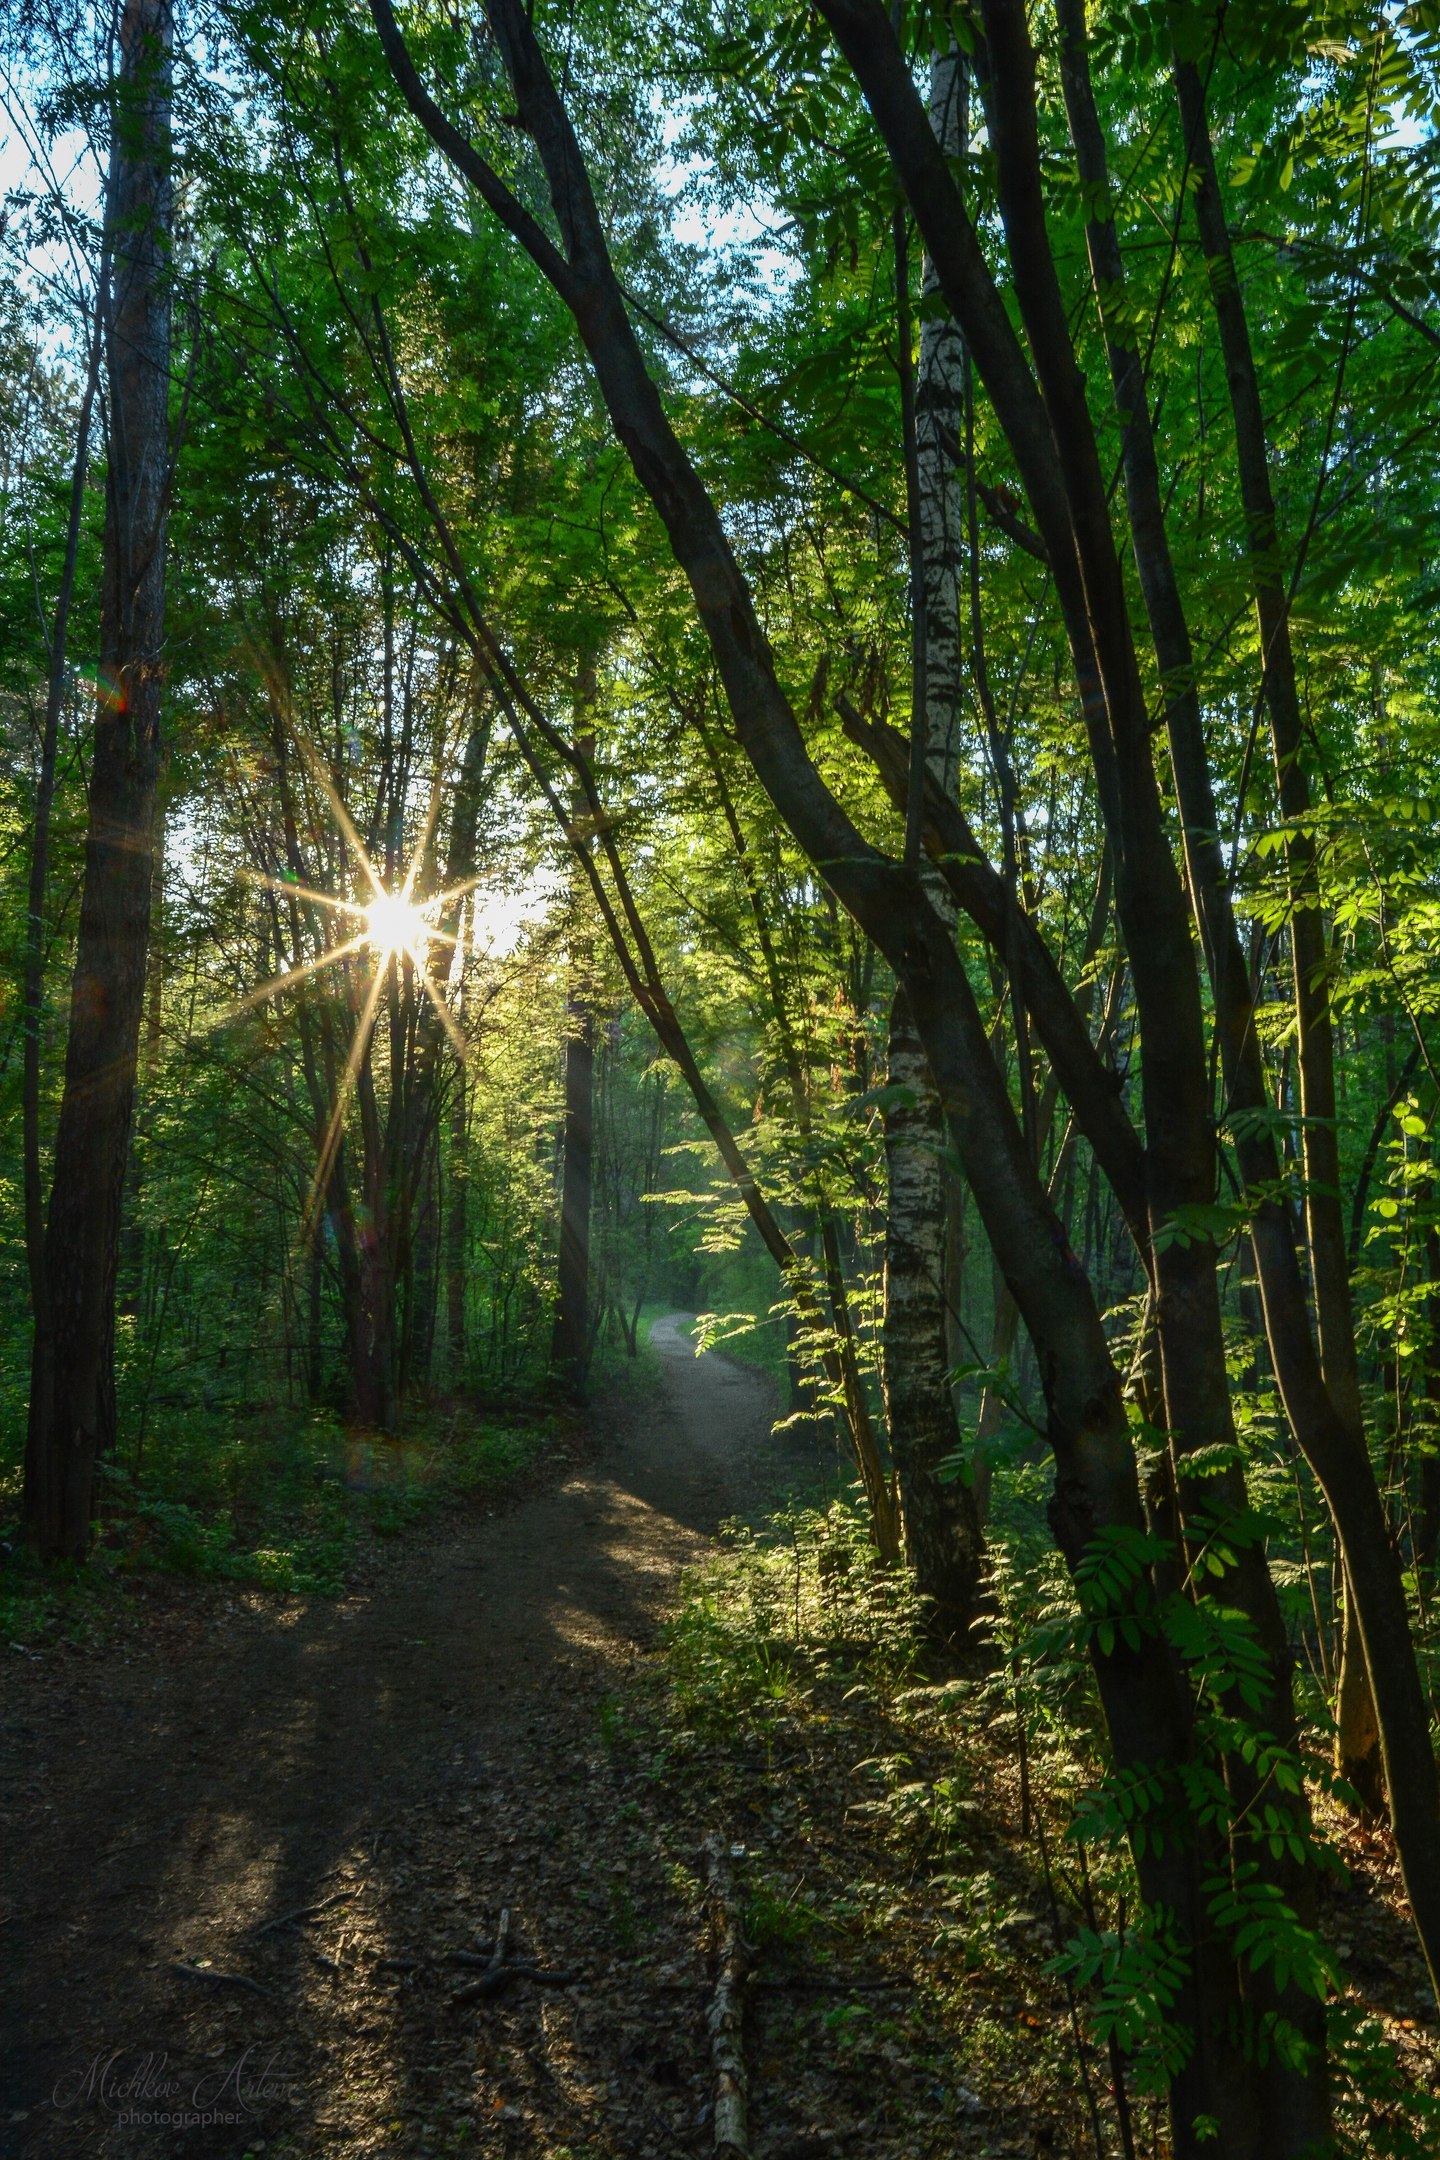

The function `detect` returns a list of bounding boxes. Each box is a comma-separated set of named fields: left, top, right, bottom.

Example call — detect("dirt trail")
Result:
left=2, top=1317, right=780, bottom=2159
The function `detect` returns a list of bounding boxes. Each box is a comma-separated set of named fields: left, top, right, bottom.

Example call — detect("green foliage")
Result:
left=1048, top=1917, right=1194, bottom=2084
left=663, top=1497, right=925, bottom=1741
left=0, top=1402, right=550, bottom=1641
left=743, top=1877, right=821, bottom=1950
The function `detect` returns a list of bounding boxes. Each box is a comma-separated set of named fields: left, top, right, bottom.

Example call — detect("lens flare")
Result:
left=230, top=716, right=484, bottom=1260
left=365, top=890, right=430, bottom=958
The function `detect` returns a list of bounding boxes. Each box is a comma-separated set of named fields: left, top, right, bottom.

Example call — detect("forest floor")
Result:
left=0, top=1316, right=811, bottom=2160
left=4, top=1318, right=1438, bottom=2160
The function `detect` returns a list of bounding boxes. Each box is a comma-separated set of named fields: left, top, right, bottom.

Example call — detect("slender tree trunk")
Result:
left=881, top=43, right=984, bottom=1636
left=402, top=687, right=491, bottom=1392
left=551, top=669, right=596, bottom=1399
left=24, top=0, right=173, bottom=1559
left=354, top=1040, right=396, bottom=1431
left=446, top=1067, right=469, bottom=1381
left=551, top=988, right=594, bottom=1397
left=307, top=1236, right=324, bottom=1402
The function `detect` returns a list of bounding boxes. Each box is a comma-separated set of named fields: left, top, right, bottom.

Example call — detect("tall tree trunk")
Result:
left=881, top=43, right=984, bottom=1637
left=445, top=1066, right=469, bottom=1381
left=1045, top=0, right=1437, bottom=1982
left=24, top=0, right=172, bottom=1560
left=550, top=669, right=596, bottom=1399
left=23, top=296, right=104, bottom=1340
left=550, top=985, right=594, bottom=1397
left=354, top=999, right=398, bottom=1431
left=1169, top=35, right=1382, bottom=1814
left=307, top=1236, right=324, bottom=1402
left=403, top=686, right=491, bottom=1393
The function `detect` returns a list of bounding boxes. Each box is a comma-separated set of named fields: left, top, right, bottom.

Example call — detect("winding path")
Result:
left=2, top=1319, right=778, bottom=2158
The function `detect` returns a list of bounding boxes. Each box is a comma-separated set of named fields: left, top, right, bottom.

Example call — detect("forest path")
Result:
left=3, top=1317, right=783, bottom=2160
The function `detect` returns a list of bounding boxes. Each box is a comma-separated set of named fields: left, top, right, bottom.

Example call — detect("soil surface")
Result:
left=2, top=1317, right=781, bottom=2160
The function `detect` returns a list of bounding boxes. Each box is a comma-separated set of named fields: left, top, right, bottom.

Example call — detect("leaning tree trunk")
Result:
left=880, top=42, right=984, bottom=1639
left=1047, top=0, right=1434, bottom=1986
left=24, top=0, right=172, bottom=1560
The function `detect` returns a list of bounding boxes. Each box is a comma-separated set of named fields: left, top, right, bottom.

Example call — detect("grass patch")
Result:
left=0, top=1314, right=672, bottom=1648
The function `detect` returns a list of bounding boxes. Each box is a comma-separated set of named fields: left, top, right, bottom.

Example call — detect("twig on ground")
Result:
left=703, top=1833, right=753, bottom=2160
left=449, top=1908, right=577, bottom=2003
left=169, top=1959, right=273, bottom=1999
left=248, top=1888, right=351, bottom=1937
left=446, top=1941, right=499, bottom=1968
left=751, top=1975, right=906, bottom=1992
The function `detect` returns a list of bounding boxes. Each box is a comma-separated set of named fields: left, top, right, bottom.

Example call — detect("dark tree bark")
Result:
left=25, top=0, right=173, bottom=1559
left=23, top=297, right=105, bottom=1336
left=816, top=0, right=1436, bottom=2051
left=1039, top=0, right=1437, bottom=1983
left=445, top=1067, right=469, bottom=1380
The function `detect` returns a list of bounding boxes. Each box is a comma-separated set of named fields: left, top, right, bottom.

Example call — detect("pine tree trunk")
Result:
left=23, top=298, right=104, bottom=1342
left=24, top=0, right=172, bottom=1559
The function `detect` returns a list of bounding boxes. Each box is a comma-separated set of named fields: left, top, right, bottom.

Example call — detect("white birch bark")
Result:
left=881, top=44, right=983, bottom=1636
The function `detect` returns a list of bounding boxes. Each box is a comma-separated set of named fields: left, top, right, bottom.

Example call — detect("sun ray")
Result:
left=398, top=731, right=454, bottom=906
left=291, top=730, right=386, bottom=903
left=227, top=935, right=368, bottom=1019
left=416, top=957, right=472, bottom=1061
left=295, top=964, right=388, bottom=1252
left=243, top=867, right=368, bottom=921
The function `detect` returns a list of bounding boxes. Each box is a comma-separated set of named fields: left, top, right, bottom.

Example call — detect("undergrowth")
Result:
left=0, top=1398, right=551, bottom=1646
left=0, top=1312, right=666, bottom=1649
left=641, top=1490, right=1440, bottom=2159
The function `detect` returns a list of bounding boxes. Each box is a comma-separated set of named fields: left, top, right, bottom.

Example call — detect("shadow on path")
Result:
left=2, top=1317, right=780, bottom=2159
